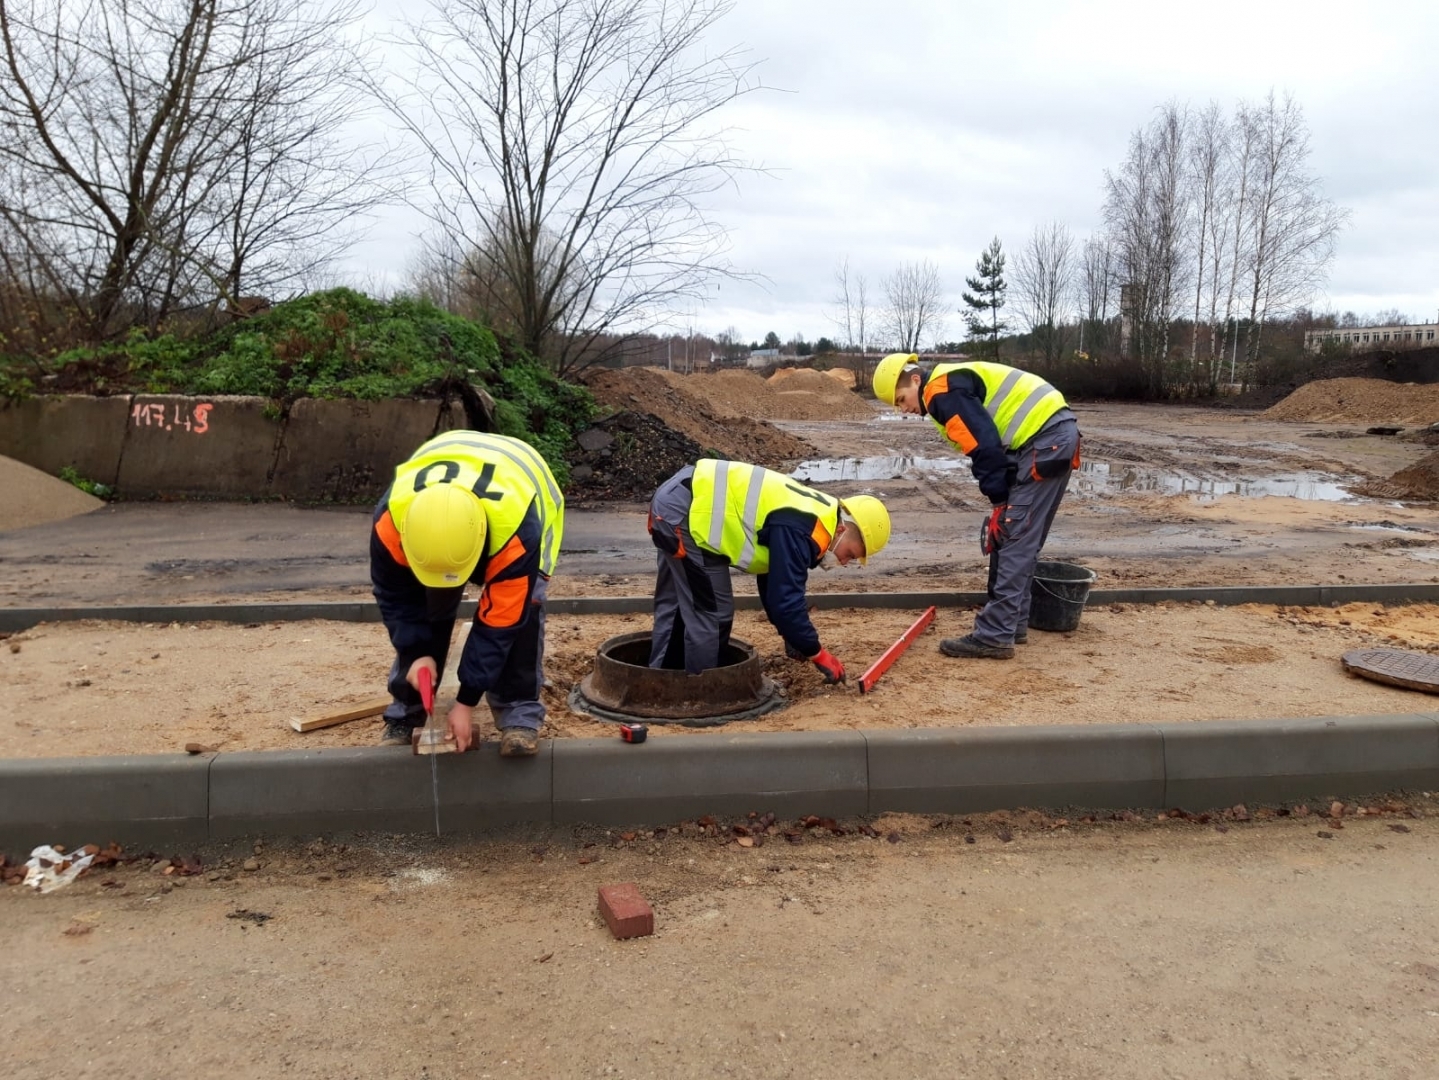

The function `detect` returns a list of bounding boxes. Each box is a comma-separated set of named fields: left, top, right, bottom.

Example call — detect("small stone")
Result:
left=242, top=858, right=260, bottom=872
left=8, top=642, right=19, bottom=654
left=160, top=882, right=173, bottom=894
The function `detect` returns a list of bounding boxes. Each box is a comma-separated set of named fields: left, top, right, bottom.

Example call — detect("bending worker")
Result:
left=647, top=458, right=891, bottom=682
left=872, top=353, right=1080, bottom=660
left=370, top=430, right=564, bottom=756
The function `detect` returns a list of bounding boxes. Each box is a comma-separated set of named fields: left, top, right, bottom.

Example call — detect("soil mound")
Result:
left=574, top=367, right=814, bottom=501
left=0, top=455, right=103, bottom=531
left=1355, top=449, right=1439, bottom=502
left=1264, top=378, right=1439, bottom=425
left=696, top=368, right=873, bottom=421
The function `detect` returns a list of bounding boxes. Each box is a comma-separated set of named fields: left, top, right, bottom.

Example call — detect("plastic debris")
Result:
left=23, top=845, right=96, bottom=893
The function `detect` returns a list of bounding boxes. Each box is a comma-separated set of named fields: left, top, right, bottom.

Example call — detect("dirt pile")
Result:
left=1355, top=449, right=1439, bottom=502
left=702, top=368, right=873, bottom=421
left=1264, top=378, right=1439, bottom=425
left=565, top=409, right=707, bottom=502
left=573, top=367, right=814, bottom=502
left=0, top=455, right=103, bottom=531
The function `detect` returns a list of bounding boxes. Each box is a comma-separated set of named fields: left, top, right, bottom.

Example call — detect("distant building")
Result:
left=1306, top=323, right=1438, bottom=353
left=745, top=347, right=781, bottom=368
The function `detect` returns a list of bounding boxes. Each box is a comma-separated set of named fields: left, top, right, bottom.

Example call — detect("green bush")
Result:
left=59, top=465, right=112, bottom=499
left=7, top=289, right=594, bottom=485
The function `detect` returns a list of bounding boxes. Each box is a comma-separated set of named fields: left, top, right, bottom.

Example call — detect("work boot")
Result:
left=499, top=727, right=540, bottom=757
left=939, top=634, right=1015, bottom=660
left=1014, top=628, right=1029, bottom=645
left=379, top=720, right=417, bottom=747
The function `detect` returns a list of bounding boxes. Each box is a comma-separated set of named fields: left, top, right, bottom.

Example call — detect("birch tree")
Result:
left=1239, top=92, right=1346, bottom=372
left=1012, top=221, right=1076, bottom=368
left=883, top=258, right=944, bottom=353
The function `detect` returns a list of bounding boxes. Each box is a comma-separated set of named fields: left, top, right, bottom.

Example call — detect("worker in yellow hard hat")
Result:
left=370, top=430, right=564, bottom=755
left=646, top=458, right=891, bottom=681
left=872, top=352, right=1081, bottom=659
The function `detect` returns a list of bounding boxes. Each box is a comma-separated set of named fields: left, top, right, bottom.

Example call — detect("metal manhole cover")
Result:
left=1341, top=648, right=1439, bottom=694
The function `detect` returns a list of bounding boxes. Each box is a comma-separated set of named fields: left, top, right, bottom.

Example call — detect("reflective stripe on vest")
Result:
left=927, top=362, right=1067, bottom=449
left=387, top=431, right=565, bottom=576
left=688, top=459, right=839, bottom=574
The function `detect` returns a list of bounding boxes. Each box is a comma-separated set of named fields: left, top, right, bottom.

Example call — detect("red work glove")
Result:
left=810, top=648, right=846, bottom=684
left=980, top=504, right=1005, bottom=555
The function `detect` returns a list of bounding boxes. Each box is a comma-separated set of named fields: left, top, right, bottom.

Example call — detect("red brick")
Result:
left=597, top=883, right=654, bottom=940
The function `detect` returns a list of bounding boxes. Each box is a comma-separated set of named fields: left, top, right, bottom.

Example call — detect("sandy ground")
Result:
left=5, top=600, right=1439, bottom=758
left=3, top=808, right=1438, bottom=1080
left=4, top=400, right=1439, bottom=757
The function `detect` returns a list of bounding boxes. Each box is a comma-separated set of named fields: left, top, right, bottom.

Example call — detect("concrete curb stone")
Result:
left=0, top=754, right=210, bottom=853
left=4, top=717, right=1439, bottom=856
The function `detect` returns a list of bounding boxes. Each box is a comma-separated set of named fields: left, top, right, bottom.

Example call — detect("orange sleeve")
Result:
left=482, top=534, right=526, bottom=583
left=943, top=416, right=979, bottom=453
left=478, top=534, right=531, bottom=628
left=479, top=576, right=528, bottom=628
left=374, top=510, right=408, bottom=566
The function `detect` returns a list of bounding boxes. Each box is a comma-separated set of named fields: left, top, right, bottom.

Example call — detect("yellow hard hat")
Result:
left=840, top=494, right=891, bottom=565
left=400, top=484, right=487, bottom=588
left=871, top=352, right=919, bottom=406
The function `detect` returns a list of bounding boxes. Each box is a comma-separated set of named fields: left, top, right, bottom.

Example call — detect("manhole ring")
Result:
left=1341, top=647, right=1439, bottom=694
left=567, top=683, right=787, bottom=727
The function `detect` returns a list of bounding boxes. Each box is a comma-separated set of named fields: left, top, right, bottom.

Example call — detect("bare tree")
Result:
left=1186, top=101, right=1227, bottom=390
left=1103, top=102, right=1190, bottom=395
left=1239, top=91, right=1346, bottom=371
left=375, top=0, right=759, bottom=378
left=1012, top=221, right=1076, bottom=368
left=1079, top=235, right=1116, bottom=357
left=883, top=259, right=944, bottom=353
left=829, top=254, right=874, bottom=382
left=0, top=0, right=377, bottom=342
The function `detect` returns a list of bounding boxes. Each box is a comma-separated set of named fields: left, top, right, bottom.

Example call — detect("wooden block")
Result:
left=410, top=722, right=486, bottom=754
left=598, top=883, right=654, bottom=940
left=290, top=697, right=392, bottom=733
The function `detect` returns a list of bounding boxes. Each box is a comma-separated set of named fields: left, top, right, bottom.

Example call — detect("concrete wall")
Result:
left=0, top=394, right=464, bottom=502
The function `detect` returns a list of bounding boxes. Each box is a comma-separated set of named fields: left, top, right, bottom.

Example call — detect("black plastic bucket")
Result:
left=1029, top=561, right=1097, bottom=633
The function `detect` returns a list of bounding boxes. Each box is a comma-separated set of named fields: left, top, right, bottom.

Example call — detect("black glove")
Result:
left=784, top=641, right=807, bottom=662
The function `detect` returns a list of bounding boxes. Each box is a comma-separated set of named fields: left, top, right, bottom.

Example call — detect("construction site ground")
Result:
left=5, top=397, right=1439, bottom=758
left=4, top=807, right=1439, bottom=1079
left=7, top=383, right=1439, bottom=1079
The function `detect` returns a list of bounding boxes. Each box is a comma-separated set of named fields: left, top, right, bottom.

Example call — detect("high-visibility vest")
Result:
left=927, top=361, right=1067, bottom=450
left=387, top=431, right=565, bottom=576
left=688, top=459, right=839, bottom=574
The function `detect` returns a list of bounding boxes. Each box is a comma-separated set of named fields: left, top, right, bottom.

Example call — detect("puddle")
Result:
left=1073, top=462, right=1356, bottom=501
left=790, top=455, right=969, bottom=483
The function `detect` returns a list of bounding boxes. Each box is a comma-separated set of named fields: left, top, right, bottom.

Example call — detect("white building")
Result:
left=1305, top=323, right=1439, bottom=352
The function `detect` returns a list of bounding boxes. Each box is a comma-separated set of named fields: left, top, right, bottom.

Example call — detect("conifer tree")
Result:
left=961, top=237, right=1009, bottom=359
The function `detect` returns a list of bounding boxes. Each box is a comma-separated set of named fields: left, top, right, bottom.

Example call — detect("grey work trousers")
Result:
left=647, top=466, right=734, bottom=674
left=971, top=413, right=1081, bottom=647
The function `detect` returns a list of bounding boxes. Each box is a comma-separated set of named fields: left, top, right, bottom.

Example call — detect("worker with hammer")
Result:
left=370, top=430, right=564, bottom=755
left=872, top=353, right=1080, bottom=659
left=646, top=458, right=891, bottom=681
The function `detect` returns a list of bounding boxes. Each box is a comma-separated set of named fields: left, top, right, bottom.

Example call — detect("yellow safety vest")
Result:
left=927, top=361, right=1067, bottom=450
left=688, top=459, right=839, bottom=574
left=387, top=431, right=565, bottom=576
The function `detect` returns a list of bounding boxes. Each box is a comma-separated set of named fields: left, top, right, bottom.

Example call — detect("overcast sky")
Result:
left=344, top=0, right=1439, bottom=345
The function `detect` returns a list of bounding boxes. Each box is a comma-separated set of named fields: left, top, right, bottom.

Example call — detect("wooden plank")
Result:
left=290, top=697, right=392, bottom=733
